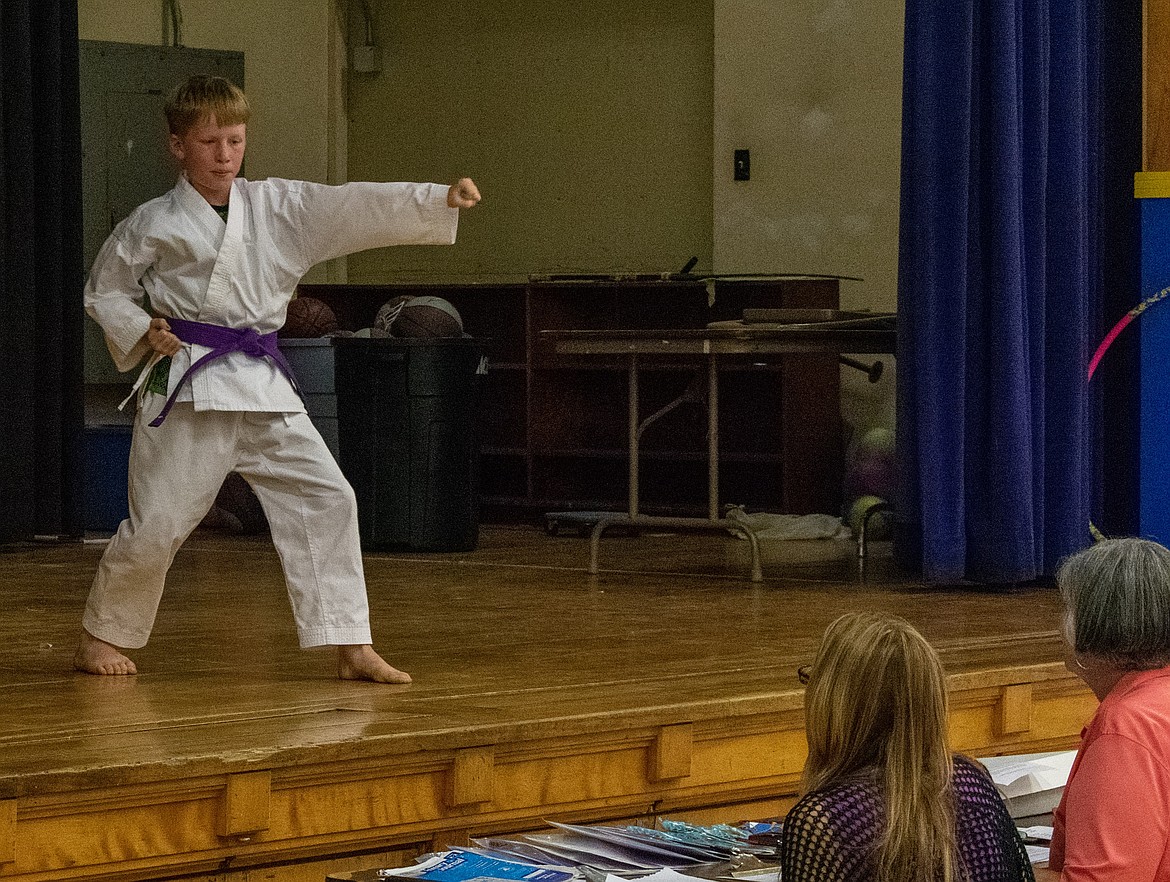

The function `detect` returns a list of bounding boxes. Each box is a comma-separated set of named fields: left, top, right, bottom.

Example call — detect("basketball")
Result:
left=375, top=295, right=415, bottom=332
left=854, top=426, right=895, bottom=461
left=392, top=296, right=464, bottom=338
left=848, top=451, right=897, bottom=499
left=847, top=494, right=890, bottom=540
left=280, top=296, right=338, bottom=338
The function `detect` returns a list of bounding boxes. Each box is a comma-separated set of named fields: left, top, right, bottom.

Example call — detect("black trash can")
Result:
left=332, top=336, right=484, bottom=552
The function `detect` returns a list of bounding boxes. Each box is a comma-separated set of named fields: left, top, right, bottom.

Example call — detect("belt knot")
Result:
left=239, top=328, right=267, bottom=358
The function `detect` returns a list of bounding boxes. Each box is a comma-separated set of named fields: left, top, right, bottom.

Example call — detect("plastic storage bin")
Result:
left=84, top=424, right=132, bottom=531
left=278, top=337, right=339, bottom=458
left=332, top=337, right=484, bottom=552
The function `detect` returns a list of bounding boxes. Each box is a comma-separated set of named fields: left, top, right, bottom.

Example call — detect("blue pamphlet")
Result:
left=415, top=850, right=575, bottom=882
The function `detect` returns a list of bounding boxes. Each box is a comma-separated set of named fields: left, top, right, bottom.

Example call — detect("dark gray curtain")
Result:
left=0, top=0, right=85, bottom=541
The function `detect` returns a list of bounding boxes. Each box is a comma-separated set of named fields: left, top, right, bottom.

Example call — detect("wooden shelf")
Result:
left=297, top=277, right=844, bottom=519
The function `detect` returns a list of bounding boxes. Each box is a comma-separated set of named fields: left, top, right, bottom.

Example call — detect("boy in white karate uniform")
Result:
left=75, top=75, right=481, bottom=682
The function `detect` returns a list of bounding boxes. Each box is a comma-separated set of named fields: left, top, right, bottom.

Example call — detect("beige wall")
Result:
left=714, top=0, right=903, bottom=434
left=714, top=0, right=903, bottom=312
left=344, top=0, right=714, bottom=281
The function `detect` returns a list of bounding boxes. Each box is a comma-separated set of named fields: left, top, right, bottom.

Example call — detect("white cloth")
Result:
left=84, top=406, right=370, bottom=648
left=724, top=508, right=852, bottom=540
left=86, top=175, right=458, bottom=412
left=83, top=174, right=459, bottom=648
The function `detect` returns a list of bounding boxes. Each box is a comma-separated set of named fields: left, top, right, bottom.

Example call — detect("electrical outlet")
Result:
left=351, top=44, right=382, bottom=74
left=734, top=149, right=750, bottom=181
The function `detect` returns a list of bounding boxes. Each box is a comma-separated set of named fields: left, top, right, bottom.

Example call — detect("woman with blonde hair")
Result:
left=782, top=612, right=1032, bottom=882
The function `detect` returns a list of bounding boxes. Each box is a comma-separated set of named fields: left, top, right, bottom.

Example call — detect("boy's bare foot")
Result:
left=337, top=645, right=412, bottom=684
left=74, top=631, right=137, bottom=675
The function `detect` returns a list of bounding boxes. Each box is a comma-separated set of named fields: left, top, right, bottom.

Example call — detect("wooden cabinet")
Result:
left=297, top=276, right=843, bottom=519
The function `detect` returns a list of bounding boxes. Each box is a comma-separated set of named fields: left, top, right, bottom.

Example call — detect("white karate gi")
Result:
left=84, top=175, right=459, bottom=648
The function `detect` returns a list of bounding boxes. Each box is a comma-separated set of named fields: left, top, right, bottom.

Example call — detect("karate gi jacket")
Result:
left=85, top=175, right=459, bottom=415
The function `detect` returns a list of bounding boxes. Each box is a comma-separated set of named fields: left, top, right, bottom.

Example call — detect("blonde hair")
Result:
left=802, top=612, right=959, bottom=882
left=164, top=75, right=250, bottom=135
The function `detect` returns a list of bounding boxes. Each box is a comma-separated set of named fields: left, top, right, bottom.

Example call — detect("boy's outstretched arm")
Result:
left=447, top=178, right=481, bottom=209
left=290, top=178, right=482, bottom=269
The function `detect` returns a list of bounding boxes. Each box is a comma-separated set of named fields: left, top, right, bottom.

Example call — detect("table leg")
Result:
left=589, top=518, right=606, bottom=575
left=590, top=352, right=762, bottom=583
left=726, top=521, right=765, bottom=583
left=707, top=354, right=719, bottom=521
left=629, top=353, right=639, bottom=518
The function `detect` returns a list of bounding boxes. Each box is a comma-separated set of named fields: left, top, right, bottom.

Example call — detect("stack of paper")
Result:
left=979, top=750, right=1077, bottom=818
left=658, top=820, right=779, bottom=858
left=1026, top=845, right=1050, bottom=868
left=475, top=821, right=732, bottom=872
left=1017, top=825, right=1053, bottom=868
left=601, top=868, right=777, bottom=882
left=367, top=819, right=782, bottom=882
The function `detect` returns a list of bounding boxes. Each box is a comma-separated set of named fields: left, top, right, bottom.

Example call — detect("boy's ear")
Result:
left=167, top=133, right=185, bottom=162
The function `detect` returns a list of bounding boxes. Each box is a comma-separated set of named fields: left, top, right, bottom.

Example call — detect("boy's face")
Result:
left=168, top=114, right=246, bottom=204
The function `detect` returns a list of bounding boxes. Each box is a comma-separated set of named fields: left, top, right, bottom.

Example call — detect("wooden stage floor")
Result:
left=0, top=526, right=1094, bottom=882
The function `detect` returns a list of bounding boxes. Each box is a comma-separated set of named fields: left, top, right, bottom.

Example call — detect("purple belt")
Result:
left=148, top=318, right=303, bottom=427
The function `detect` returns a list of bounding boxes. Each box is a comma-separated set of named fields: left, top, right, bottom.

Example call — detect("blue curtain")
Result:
left=0, top=0, right=85, bottom=541
left=896, top=0, right=1104, bottom=582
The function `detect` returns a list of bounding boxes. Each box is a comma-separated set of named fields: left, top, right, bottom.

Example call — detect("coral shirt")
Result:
left=1050, top=666, right=1170, bottom=881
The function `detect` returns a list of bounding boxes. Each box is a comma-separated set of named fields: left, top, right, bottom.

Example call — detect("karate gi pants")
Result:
left=83, top=404, right=373, bottom=649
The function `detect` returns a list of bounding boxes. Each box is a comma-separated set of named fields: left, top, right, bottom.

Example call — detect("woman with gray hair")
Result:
left=1046, top=537, right=1170, bottom=881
